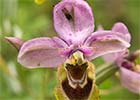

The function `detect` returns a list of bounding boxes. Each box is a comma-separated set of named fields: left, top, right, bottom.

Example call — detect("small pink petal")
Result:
left=84, top=31, right=130, bottom=60
left=112, top=22, right=131, bottom=42
left=102, top=52, right=120, bottom=63
left=120, top=67, right=140, bottom=93
left=102, top=50, right=127, bottom=64
left=5, top=37, right=24, bottom=51
left=54, top=0, right=94, bottom=45
left=18, top=37, right=68, bottom=68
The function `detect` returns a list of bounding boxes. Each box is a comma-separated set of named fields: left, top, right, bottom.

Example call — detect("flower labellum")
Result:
left=55, top=51, right=99, bottom=100
left=5, top=0, right=131, bottom=99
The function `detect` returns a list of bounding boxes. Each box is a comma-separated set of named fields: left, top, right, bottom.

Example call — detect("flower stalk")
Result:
left=96, top=63, right=119, bottom=85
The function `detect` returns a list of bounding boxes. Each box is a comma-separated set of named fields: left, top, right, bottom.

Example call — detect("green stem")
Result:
left=96, top=63, right=119, bottom=85
left=96, top=63, right=113, bottom=76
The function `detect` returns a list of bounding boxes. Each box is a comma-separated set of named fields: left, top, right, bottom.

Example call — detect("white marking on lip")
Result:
left=67, top=71, right=88, bottom=89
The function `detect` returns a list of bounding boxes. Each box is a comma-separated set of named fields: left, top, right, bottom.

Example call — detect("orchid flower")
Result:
left=6, top=0, right=130, bottom=69
left=6, top=0, right=131, bottom=99
left=119, top=51, right=140, bottom=94
left=102, top=23, right=140, bottom=94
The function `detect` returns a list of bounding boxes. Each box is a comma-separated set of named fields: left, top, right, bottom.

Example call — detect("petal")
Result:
left=54, top=0, right=94, bottom=45
left=100, top=23, right=131, bottom=63
left=120, top=67, right=140, bottom=93
left=5, top=37, right=24, bottom=51
left=102, top=50, right=128, bottom=64
left=102, top=52, right=120, bottom=63
left=18, top=37, right=68, bottom=68
left=112, top=22, right=131, bottom=42
left=84, top=31, right=130, bottom=60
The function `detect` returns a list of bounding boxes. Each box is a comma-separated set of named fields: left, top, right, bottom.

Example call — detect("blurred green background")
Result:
left=0, top=0, right=140, bottom=100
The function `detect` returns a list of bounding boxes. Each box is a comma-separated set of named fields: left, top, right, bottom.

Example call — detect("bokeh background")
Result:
left=0, top=0, right=140, bottom=100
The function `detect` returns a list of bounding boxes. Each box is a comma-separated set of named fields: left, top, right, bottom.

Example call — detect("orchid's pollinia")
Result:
left=6, top=0, right=131, bottom=99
